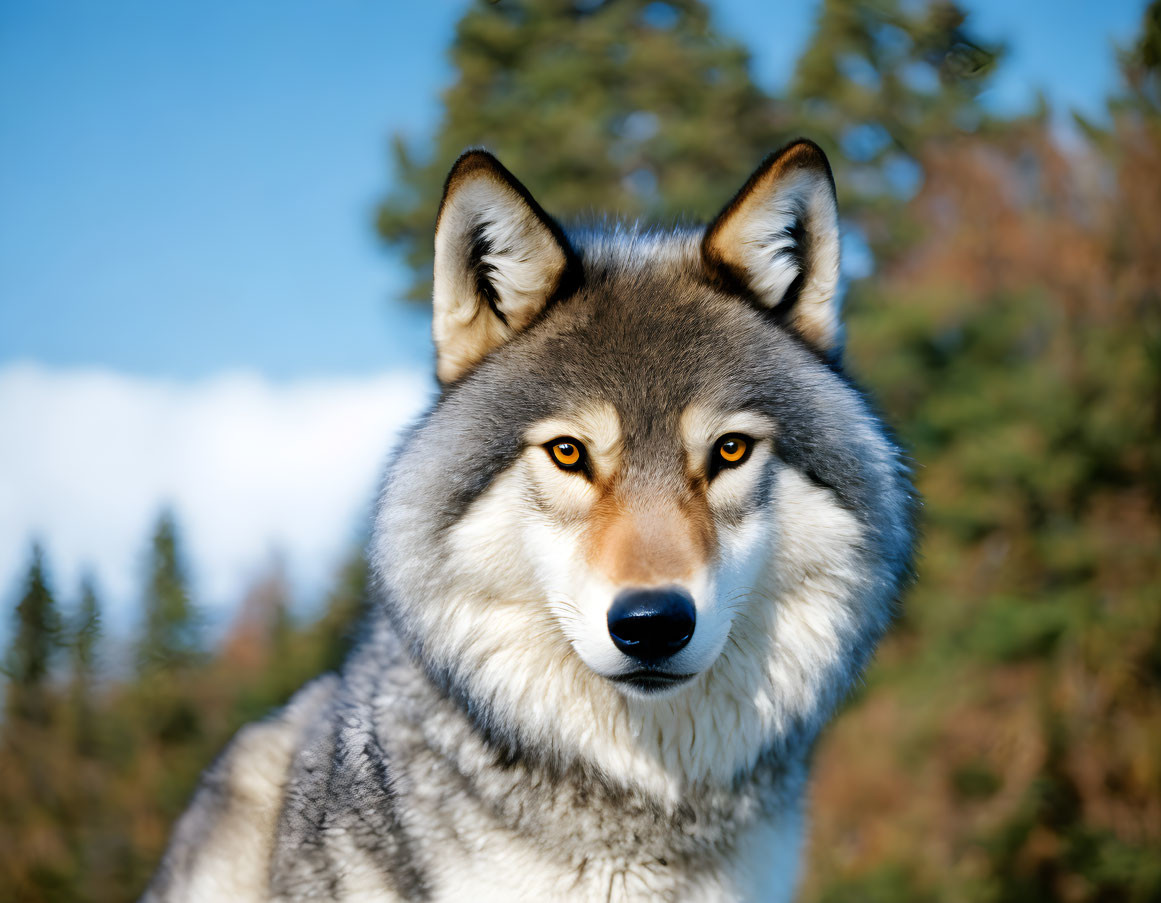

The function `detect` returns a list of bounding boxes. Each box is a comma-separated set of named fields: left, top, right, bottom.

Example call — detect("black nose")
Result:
left=607, top=588, right=696, bottom=661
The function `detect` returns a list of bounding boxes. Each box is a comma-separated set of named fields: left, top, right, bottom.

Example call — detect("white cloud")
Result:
left=0, top=362, right=433, bottom=633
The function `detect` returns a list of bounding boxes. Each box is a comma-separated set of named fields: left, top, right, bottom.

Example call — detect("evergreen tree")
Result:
left=377, top=0, right=1000, bottom=304
left=4, top=542, right=62, bottom=723
left=787, top=0, right=1001, bottom=260
left=1119, top=0, right=1160, bottom=116
left=377, top=0, right=790, bottom=302
left=69, top=573, right=103, bottom=752
left=137, top=509, right=201, bottom=672
left=71, top=573, right=102, bottom=681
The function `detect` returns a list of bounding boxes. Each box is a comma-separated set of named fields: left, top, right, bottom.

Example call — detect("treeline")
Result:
left=799, top=5, right=1161, bottom=901
left=0, top=512, right=367, bottom=901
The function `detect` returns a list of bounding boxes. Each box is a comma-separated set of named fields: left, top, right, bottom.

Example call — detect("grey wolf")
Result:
left=145, top=139, right=917, bottom=902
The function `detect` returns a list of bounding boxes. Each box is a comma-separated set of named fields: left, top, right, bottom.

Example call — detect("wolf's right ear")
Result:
left=702, top=140, right=843, bottom=357
left=431, top=150, right=577, bottom=384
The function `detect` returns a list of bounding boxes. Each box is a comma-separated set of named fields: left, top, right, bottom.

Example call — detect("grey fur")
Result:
left=145, top=146, right=917, bottom=902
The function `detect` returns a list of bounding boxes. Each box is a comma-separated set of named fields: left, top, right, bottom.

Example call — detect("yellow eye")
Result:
left=547, top=438, right=585, bottom=471
left=716, top=435, right=750, bottom=466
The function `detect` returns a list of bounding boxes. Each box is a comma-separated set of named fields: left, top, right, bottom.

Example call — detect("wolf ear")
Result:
left=702, top=140, right=843, bottom=356
left=431, top=150, right=577, bottom=383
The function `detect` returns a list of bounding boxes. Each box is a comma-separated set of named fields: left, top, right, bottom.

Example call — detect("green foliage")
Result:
left=0, top=536, right=370, bottom=901
left=815, top=865, right=939, bottom=903
left=136, top=509, right=201, bottom=673
left=378, top=0, right=793, bottom=302
left=815, top=6, right=1161, bottom=891
left=967, top=699, right=1161, bottom=903
left=950, top=760, right=1002, bottom=801
left=70, top=575, right=102, bottom=682
left=4, top=543, right=62, bottom=723
left=788, top=0, right=1001, bottom=258
left=1120, top=0, right=1161, bottom=115
left=66, top=575, right=104, bottom=755
left=377, top=0, right=998, bottom=303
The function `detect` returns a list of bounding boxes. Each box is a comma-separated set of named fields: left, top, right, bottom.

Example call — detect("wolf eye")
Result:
left=712, top=434, right=752, bottom=473
left=546, top=438, right=586, bottom=472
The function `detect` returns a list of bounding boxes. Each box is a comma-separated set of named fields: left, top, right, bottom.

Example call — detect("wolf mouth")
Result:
left=610, top=671, right=697, bottom=693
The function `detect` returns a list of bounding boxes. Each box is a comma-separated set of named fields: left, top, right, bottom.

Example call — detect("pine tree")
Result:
left=787, top=0, right=1001, bottom=261
left=137, top=509, right=201, bottom=672
left=377, top=0, right=790, bottom=302
left=4, top=542, right=62, bottom=723
left=69, top=574, right=103, bottom=752
left=71, top=574, right=102, bottom=680
left=1119, top=0, right=1160, bottom=116
left=377, top=0, right=1000, bottom=304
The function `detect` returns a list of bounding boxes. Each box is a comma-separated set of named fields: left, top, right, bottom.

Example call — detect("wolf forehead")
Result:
left=464, top=229, right=796, bottom=414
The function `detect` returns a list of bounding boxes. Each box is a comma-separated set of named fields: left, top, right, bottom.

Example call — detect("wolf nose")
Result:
left=607, top=588, right=696, bottom=660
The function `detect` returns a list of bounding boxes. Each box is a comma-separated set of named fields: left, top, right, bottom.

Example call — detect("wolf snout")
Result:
left=607, top=587, right=696, bottom=660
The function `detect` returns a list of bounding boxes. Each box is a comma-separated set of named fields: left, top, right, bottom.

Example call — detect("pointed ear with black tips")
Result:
left=702, top=140, right=843, bottom=357
left=431, top=150, right=577, bottom=384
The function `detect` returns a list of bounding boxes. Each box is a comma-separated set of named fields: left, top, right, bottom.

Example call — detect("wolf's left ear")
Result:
left=432, top=150, right=578, bottom=383
left=702, top=140, right=843, bottom=357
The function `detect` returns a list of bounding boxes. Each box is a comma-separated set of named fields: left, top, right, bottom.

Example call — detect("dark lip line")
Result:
left=610, top=671, right=697, bottom=684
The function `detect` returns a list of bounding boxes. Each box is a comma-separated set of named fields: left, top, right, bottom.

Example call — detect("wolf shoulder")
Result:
left=141, top=676, right=341, bottom=903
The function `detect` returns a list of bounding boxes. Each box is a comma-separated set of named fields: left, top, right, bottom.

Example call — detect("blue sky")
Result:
left=0, top=0, right=1149, bottom=380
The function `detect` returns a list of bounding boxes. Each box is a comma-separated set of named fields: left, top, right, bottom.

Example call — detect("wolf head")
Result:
left=374, top=141, right=916, bottom=794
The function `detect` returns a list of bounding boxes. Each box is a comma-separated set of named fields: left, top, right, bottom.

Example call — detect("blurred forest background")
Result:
left=3, top=0, right=1160, bottom=900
